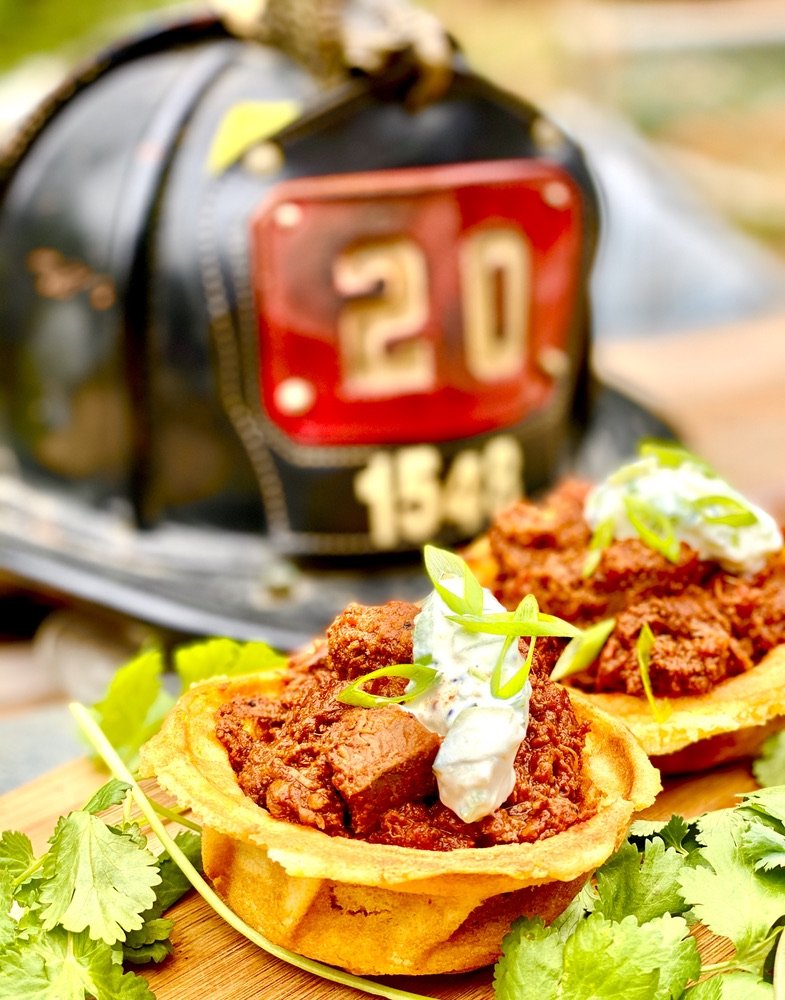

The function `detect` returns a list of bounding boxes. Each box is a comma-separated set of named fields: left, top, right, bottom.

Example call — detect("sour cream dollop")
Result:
left=585, top=455, right=782, bottom=574
left=401, top=581, right=530, bottom=823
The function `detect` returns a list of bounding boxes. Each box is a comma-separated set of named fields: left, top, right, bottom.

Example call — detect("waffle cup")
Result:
left=464, top=536, right=785, bottom=774
left=140, top=668, right=660, bottom=976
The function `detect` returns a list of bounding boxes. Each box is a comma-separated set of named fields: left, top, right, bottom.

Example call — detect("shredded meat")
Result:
left=488, top=480, right=785, bottom=697
left=594, top=589, right=751, bottom=697
left=216, top=601, right=593, bottom=850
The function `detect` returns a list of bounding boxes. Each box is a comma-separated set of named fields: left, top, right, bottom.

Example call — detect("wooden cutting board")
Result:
left=0, top=757, right=760, bottom=1000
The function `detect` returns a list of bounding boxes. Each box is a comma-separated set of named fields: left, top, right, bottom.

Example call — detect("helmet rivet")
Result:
left=244, top=142, right=284, bottom=176
left=531, top=116, right=566, bottom=154
left=542, top=181, right=571, bottom=209
left=274, top=202, right=303, bottom=228
left=274, top=376, right=316, bottom=416
left=537, top=346, right=570, bottom=379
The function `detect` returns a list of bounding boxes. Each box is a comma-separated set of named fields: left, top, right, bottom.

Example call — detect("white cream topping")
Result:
left=401, top=582, right=530, bottom=823
left=584, top=455, right=782, bottom=574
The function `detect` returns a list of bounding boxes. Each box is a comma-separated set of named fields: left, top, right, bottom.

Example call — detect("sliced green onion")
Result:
left=582, top=517, right=615, bottom=578
left=635, top=622, right=671, bottom=724
left=446, top=611, right=581, bottom=639
left=423, top=544, right=484, bottom=616
left=692, top=494, right=758, bottom=527
left=336, top=663, right=438, bottom=708
left=607, top=457, right=651, bottom=486
left=490, top=595, right=537, bottom=700
left=638, top=439, right=715, bottom=474
left=624, top=495, right=681, bottom=563
left=551, top=618, right=616, bottom=682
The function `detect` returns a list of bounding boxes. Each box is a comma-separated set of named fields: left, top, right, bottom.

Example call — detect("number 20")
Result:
left=333, top=226, right=530, bottom=398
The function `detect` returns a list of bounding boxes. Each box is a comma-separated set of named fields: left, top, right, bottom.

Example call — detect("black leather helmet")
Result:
left=0, top=4, right=665, bottom=643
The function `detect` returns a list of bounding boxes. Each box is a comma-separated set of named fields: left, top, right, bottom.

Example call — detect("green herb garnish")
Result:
left=635, top=622, right=671, bottom=723
left=551, top=618, right=616, bottom=682
left=490, top=595, right=538, bottom=699
left=691, top=494, right=758, bottom=528
left=638, top=439, right=716, bottom=474
left=90, top=638, right=286, bottom=769
left=336, top=663, right=438, bottom=708
left=423, top=544, right=484, bottom=616
left=582, top=517, right=615, bottom=578
left=624, top=494, right=681, bottom=563
left=446, top=610, right=581, bottom=639
left=0, top=777, right=200, bottom=999
left=494, top=787, right=785, bottom=999
left=69, top=704, right=435, bottom=1000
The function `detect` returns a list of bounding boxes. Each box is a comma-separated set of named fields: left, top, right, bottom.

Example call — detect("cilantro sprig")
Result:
left=69, top=702, right=437, bottom=1000
left=0, top=778, right=201, bottom=1000
left=89, top=637, right=287, bottom=769
left=494, top=789, right=785, bottom=999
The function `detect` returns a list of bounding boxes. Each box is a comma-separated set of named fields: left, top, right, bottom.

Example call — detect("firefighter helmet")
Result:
left=0, top=5, right=669, bottom=644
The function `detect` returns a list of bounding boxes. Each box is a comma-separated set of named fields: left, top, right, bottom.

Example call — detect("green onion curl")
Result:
left=423, top=544, right=484, bottom=616
left=637, top=439, right=715, bottom=473
left=582, top=517, right=615, bottom=578
left=336, top=663, right=438, bottom=708
left=635, top=623, right=672, bottom=723
left=490, top=594, right=538, bottom=700
left=624, top=495, right=681, bottom=563
left=691, top=494, right=758, bottom=527
left=446, top=611, right=580, bottom=639
left=551, top=618, right=616, bottom=682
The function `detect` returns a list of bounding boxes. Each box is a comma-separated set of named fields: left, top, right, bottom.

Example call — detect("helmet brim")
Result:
left=0, top=384, right=675, bottom=648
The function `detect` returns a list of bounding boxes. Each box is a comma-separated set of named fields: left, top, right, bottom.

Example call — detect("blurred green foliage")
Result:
left=0, top=0, right=176, bottom=70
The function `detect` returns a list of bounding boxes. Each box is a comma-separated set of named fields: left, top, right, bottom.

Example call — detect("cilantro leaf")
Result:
left=0, top=830, right=36, bottom=881
left=741, top=786, right=785, bottom=827
left=122, top=939, right=173, bottom=965
left=685, top=971, right=773, bottom=999
left=153, top=831, right=202, bottom=912
left=494, top=911, right=698, bottom=1000
left=562, top=912, right=696, bottom=1000
left=0, top=870, right=16, bottom=949
left=82, top=780, right=132, bottom=816
left=752, top=729, right=785, bottom=788
left=0, top=927, right=154, bottom=1000
left=630, top=814, right=700, bottom=855
left=174, top=637, right=285, bottom=690
left=91, top=649, right=174, bottom=770
left=123, top=917, right=173, bottom=949
left=741, top=822, right=785, bottom=872
left=493, top=916, right=566, bottom=999
left=37, top=812, right=160, bottom=945
left=678, top=808, right=785, bottom=947
left=594, top=838, right=690, bottom=923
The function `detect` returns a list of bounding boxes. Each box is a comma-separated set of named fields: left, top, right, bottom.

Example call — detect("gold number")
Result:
left=460, top=227, right=530, bottom=382
left=354, top=453, right=397, bottom=548
left=441, top=450, right=484, bottom=536
left=397, top=445, right=443, bottom=543
left=334, top=237, right=434, bottom=399
left=355, top=437, right=524, bottom=548
left=482, top=435, right=525, bottom=514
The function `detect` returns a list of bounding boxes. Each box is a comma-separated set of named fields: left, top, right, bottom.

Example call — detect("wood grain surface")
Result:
left=0, top=756, right=760, bottom=1000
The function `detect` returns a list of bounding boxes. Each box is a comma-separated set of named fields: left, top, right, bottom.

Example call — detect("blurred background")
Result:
left=3, top=0, right=785, bottom=262
left=1, top=0, right=785, bottom=790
